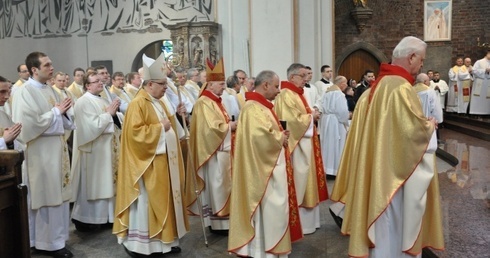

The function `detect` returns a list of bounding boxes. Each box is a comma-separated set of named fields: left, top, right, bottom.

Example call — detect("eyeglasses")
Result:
left=88, top=80, right=101, bottom=84
left=294, top=74, right=306, bottom=78
left=152, top=81, right=167, bottom=86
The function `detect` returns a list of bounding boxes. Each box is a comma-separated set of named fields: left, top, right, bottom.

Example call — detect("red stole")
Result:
left=279, top=82, right=329, bottom=203
left=246, top=92, right=303, bottom=242
left=369, top=63, right=415, bottom=103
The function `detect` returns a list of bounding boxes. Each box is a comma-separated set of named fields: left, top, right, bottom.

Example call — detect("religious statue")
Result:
left=209, top=39, right=218, bottom=65
left=193, top=41, right=203, bottom=68
left=353, top=0, right=368, bottom=7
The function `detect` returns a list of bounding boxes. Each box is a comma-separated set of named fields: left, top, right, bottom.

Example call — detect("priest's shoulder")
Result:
left=276, top=89, right=296, bottom=106
left=242, top=100, right=267, bottom=115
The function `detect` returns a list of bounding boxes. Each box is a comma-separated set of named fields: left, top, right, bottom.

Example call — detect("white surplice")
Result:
left=319, top=88, right=349, bottom=176
left=12, top=78, right=75, bottom=251
left=70, top=92, right=117, bottom=224
left=429, top=79, right=449, bottom=110
left=416, top=85, right=443, bottom=123
left=469, top=58, right=490, bottom=115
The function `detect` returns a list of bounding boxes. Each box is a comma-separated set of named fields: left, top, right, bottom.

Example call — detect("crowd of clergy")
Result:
left=0, top=38, right=488, bottom=258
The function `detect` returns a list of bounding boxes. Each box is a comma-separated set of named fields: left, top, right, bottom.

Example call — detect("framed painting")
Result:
left=424, top=0, right=452, bottom=41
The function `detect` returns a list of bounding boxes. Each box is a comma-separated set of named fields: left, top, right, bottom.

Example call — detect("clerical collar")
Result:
left=245, top=92, right=273, bottom=109
left=27, top=77, right=45, bottom=89
left=201, top=89, right=222, bottom=103
left=432, top=79, right=440, bottom=83
left=304, top=83, right=311, bottom=88
left=369, top=63, right=415, bottom=102
left=281, top=81, right=304, bottom=95
left=84, top=91, right=100, bottom=98
left=321, top=78, right=330, bottom=84
left=361, top=80, right=370, bottom=87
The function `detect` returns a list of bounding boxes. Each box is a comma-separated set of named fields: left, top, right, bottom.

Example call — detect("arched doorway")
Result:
left=131, top=40, right=174, bottom=72
left=338, top=49, right=381, bottom=82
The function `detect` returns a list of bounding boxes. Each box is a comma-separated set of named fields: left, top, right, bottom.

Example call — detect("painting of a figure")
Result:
left=424, top=0, right=451, bottom=41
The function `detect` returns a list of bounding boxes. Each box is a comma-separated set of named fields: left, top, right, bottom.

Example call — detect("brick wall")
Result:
left=335, top=0, right=490, bottom=80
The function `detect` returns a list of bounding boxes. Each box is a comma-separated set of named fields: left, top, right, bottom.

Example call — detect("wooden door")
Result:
left=338, top=49, right=381, bottom=83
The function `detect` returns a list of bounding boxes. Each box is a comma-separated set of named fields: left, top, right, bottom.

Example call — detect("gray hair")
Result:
left=415, top=73, right=429, bottom=84
left=255, top=70, right=277, bottom=89
left=286, top=63, right=305, bottom=78
left=174, top=67, right=186, bottom=74
left=186, top=68, right=198, bottom=79
left=392, top=36, right=427, bottom=59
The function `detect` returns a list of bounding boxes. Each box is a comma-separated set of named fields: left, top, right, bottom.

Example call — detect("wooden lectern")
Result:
left=0, top=150, right=30, bottom=258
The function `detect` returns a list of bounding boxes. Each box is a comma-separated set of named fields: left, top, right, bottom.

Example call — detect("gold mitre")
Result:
left=206, top=58, right=225, bottom=82
left=142, top=53, right=167, bottom=81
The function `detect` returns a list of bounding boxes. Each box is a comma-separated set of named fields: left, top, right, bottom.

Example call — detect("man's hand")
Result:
left=282, top=130, right=290, bottom=147
left=55, top=98, right=73, bottom=114
left=3, top=123, right=22, bottom=143
left=434, top=85, right=440, bottom=91
left=161, top=118, right=171, bottom=131
left=428, top=117, right=438, bottom=129
left=176, top=103, right=186, bottom=116
left=313, top=110, right=321, bottom=121
left=105, top=99, right=120, bottom=116
left=230, top=121, right=237, bottom=132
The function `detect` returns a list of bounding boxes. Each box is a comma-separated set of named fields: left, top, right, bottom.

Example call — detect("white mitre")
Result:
left=142, top=53, right=167, bottom=81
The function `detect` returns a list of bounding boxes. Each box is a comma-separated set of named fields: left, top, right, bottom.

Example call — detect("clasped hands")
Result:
left=105, top=99, right=121, bottom=116
left=55, top=98, right=73, bottom=114
left=3, top=123, right=22, bottom=144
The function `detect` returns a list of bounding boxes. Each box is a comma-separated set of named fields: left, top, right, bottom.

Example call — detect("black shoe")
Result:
left=123, top=245, right=139, bottom=258
left=35, top=247, right=73, bottom=258
left=123, top=245, right=178, bottom=257
left=102, top=222, right=114, bottom=229
left=208, top=226, right=229, bottom=236
left=169, top=246, right=181, bottom=254
left=72, top=219, right=100, bottom=232
left=329, top=208, right=343, bottom=229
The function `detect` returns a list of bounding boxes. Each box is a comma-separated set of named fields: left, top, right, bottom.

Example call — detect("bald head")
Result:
left=415, top=73, right=430, bottom=86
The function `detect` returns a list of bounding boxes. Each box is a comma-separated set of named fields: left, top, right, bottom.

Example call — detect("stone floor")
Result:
left=31, top=128, right=490, bottom=258
left=31, top=180, right=349, bottom=258
left=429, top=129, right=490, bottom=258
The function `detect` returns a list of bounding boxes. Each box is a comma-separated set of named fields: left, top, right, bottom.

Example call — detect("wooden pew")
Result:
left=0, top=150, right=30, bottom=258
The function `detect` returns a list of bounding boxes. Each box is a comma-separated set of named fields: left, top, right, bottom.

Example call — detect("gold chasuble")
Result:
left=229, top=92, right=302, bottom=256
left=113, top=90, right=189, bottom=242
left=274, top=81, right=328, bottom=208
left=331, top=64, right=444, bottom=257
left=185, top=89, right=231, bottom=216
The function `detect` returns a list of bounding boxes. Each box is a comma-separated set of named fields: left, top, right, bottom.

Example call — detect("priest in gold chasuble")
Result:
left=228, top=70, right=302, bottom=257
left=185, top=59, right=235, bottom=231
left=274, top=63, right=328, bottom=235
left=331, top=37, right=444, bottom=258
left=113, top=54, right=189, bottom=256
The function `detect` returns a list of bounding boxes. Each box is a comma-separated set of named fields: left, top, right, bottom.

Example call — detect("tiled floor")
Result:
left=429, top=129, right=490, bottom=258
